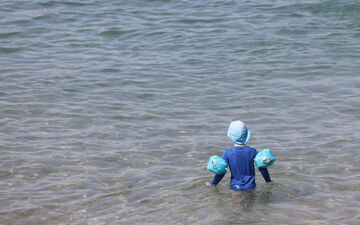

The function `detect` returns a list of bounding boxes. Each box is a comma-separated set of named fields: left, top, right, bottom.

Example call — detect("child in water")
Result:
left=206, top=121, right=272, bottom=190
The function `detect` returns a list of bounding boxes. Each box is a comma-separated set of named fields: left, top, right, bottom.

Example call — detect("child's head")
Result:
left=227, top=120, right=251, bottom=144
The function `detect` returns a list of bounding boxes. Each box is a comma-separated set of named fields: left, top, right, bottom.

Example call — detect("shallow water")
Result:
left=1, top=0, right=360, bottom=224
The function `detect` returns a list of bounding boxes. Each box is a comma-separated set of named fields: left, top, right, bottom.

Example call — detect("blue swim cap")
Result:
left=227, top=121, right=251, bottom=144
left=254, top=149, right=276, bottom=168
left=207, top=155, right=228, bottom=174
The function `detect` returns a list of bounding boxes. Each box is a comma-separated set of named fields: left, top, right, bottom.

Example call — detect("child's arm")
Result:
left=210, top=173, right=225, bottom=186
left=258, top=167, right=271, bottom=182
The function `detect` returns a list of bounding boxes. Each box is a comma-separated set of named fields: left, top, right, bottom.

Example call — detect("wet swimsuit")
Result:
left=210, top=145, right=271, bottom=191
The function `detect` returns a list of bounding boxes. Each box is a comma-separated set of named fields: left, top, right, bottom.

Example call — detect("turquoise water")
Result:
left=1, top=0, right=360, bottom=224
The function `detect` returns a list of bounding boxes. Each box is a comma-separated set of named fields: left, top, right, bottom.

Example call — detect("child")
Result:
left=206, top=120, right=271, bottom=190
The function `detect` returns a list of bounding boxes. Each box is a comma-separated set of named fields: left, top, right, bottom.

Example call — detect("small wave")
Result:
left=174, top=17, right=230, bottom=24
left=39, top=1, right=88, bottom=8
left=0, top=31, right=23, bottom=39
left=100, top=29, right=136, bottom=37
left=99, top=68, right=121, bottom=73
left=0, top=47, right=23, bottom=54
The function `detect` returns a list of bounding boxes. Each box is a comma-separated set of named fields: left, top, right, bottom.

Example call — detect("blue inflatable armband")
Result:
left=254, top=149, right=276, bottom=168
left=207, top=155, right=228, bottom=174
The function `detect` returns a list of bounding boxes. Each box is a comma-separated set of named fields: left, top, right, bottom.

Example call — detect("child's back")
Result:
left=223, top=145, right=257, bottom=190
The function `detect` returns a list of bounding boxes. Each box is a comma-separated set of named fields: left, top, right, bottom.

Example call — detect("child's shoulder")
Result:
left=246, top=145, right=258, bottom=153
left=246, top=145, right=257, bottom=151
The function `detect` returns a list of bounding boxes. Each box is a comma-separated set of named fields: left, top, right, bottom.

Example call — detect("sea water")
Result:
left=1, top=0, right=360, bottom=224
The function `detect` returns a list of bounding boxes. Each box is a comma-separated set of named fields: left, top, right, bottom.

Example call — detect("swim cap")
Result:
left=227, top=121, right=251, bottom=144
left=207, top=155, right=228, bottom=174
left=254, top=149, right=276, bottom=168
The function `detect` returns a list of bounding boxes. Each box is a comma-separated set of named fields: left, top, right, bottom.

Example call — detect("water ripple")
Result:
left=1, top=0, right=360, bottom=224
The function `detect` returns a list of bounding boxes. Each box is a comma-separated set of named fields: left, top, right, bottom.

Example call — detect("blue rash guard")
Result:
left=210, top=145, right=271, bottom=191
